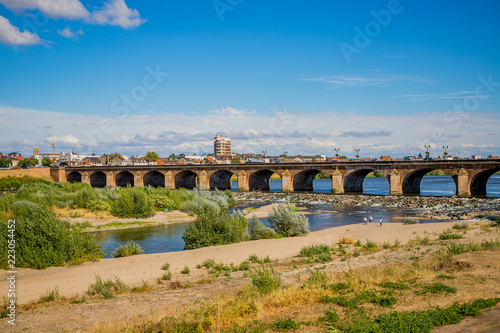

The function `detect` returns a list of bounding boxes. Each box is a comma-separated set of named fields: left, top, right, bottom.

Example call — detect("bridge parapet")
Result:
left=51, top=160, right=500, bottom=196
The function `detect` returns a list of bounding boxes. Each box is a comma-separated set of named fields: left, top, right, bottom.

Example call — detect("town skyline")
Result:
left=1, top=1, right=500, bottom=157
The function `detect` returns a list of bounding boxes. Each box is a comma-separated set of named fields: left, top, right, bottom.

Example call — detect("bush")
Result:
left=268, top=204, right=309, bottom=237
left=338, top=237, right=355, bottom=245
left=181, top=266, right=190, bottom=274
left=299, top=244, right=333, bottom=257
left=438, top=230, right=464, bottom=240
left=0, top=206, right=103, bottom=269
left=87, top=275, right=129, bottom=298
left=110, top=187, right=155, bottom=218
left=403, top=218, right=419, bottom=225
left=182, top=208, right=248, bottom=250
left=112, top=241, right=144, bottom=258
left=248, top=217, right=278, bottom=240
left=251, top=266, right=281, bottom=294
left=494, top=215, right=500, bottom=227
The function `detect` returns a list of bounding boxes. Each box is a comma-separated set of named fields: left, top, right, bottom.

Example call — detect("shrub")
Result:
left=161, top=262, right=171, bottom=270
left=0, top=206, right=103, bottom=269
left=181, top=266, right=190, bottom=274
left=403, top=218, right=419, bottom=225
left=494, top=215, right=500, bottom=227
left=112, top=241, right=144, bottom=258
left=87, top=275, right=128, bottom=298
left=182, top=208, right=248, bottom=250
left=271, top=318, right=301, bottom=331
left=438, top=230, right=464, bottom=240
left=180, top=196, right=220, bottom=215
left=339, top=237, right=355, bottom=245
left=453, top=222, right=469, bottom=230
left=161, top=271, right=172, bottom=280
left=299, top=244, right=333, bottom=257
left=110, top=187, right=155, bottom=218
left=417, top=282, right=457, bottom=295
left=268, top=204, right=309, bottom=237
left=251, top=266, right=281, bottom=294
left=38, top=287, right=63, bottom=303
left=248, top=217, right=278, bottom=240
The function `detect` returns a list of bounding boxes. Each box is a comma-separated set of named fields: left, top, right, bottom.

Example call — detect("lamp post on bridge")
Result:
left=354, top=148, right=360, bottom=161
left=424, top=145, right=431, bottom=160
left=442, top=146, right=449, bottom=160
left=334, top=148, right=340, bottom=159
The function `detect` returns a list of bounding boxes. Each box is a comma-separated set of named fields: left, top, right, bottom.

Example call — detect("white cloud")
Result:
left=1, top=106, right=498, bottom=157
left=0, top=0, right=90, bottom=20
left=57, top=26, right=83, bottom=39
left=209, top=107, right=255, bottom=116
left=399, top=91, right=494, bottom=102
left=0, top=15, right=41, bottom=45
left=301, top=74, right=432, bottom=88
left=0, top=0, right=145, bottom=32
left=91, top=0, right=146, bottom=29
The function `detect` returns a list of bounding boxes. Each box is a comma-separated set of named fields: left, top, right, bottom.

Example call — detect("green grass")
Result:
left=438, top=230, right=464, bottom=240
left=248, top=253, right=271, bottom=264
left=38, top=286, right=63, bottom=303
left=251, top=265, right=281, bottom=294
left=298, top=244, right=334, bottom=257
left=87, top=275, right=129, bottom=299
left=416, top=283, right=457, bottom=295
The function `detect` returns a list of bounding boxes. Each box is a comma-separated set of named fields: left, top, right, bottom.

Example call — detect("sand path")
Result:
left=0, top=219, right=476, bottom=304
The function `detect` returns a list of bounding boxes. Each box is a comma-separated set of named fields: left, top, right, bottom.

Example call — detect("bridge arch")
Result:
left=402, top=169, right=455, bottom=195
left=248, top=170, right=276, bottom=191
left=470, top=168, right=500, bottom=195
left=90, top=171, right=106, bottom=187
left=116, top=171, right=134, bottom=187
left=175, top=170, right=197, bottom=189
left=210, top=170, right=233, bottom=190
left=67, top=171, right=82, bottom=183
left=293, top=169, right=322, bottom=191
left=144, top=171, right=165, bottom=188
left=344, top=169, right=375, bottom=192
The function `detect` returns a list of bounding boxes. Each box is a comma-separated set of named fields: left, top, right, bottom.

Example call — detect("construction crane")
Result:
left=51, top=140, right=56, bottom=162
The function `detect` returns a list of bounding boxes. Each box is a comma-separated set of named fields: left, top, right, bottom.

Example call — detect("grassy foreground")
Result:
left=4, top=222, right=499, bottom=332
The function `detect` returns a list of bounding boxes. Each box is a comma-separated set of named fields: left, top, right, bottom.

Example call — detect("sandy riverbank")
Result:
left=0, top=218, right=486, bottom=305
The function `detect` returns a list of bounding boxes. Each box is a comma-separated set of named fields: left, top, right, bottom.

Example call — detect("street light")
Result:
left=262, top=151, right=267, bottom=158
left=354, top=148, right=360, bottom=160
left=442, top=146, right=449, bottom=159
left=424, top=144, right=431, bottom=160
left=334, top=148, right=340, bottom=158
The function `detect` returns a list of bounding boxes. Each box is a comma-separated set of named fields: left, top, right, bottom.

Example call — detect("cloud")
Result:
left=339, top=130, right=392, bottom=138
left=1, top=106, right=499, bottom=157
left=57, top=26, right=83, bottom=39
left=399, top=91, right=496, bottom=102
left=91, top=0, right=146, bottom=29
left=0, top=0, right=90, bottom=20
left=0, top=15, right=41, bottom=45
left=0, top=0, right=145, bottom=33
left=301, top=74, right=432, bottom=88
left=209, top=107, right=255, bottom=116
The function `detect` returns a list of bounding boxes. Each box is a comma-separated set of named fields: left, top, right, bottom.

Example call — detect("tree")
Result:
left=231, top=157, right=240, bottom=164
left=41, top=157, right=52, bottom=167
left=18, top=158, right=38, bottom=168
left=0, top=159, right=12, bottom=168
left=339, top=155, right=348, bottom=160
left=146, top=151, right=159, bottom=160
left=168, top=153, right=176, bottom=160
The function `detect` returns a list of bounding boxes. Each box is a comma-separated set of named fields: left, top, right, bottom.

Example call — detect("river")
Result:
left=93, top=174, right=500, bottom=257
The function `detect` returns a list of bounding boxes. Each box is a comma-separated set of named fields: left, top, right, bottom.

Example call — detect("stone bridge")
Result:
left=50, top=160, right=500, bottom=196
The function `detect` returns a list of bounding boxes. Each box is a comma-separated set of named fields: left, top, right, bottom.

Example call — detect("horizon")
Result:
left=1, top=1, right=499, bottom=157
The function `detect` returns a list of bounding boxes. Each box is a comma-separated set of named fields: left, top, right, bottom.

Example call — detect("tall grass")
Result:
left=247, top=217, right=278, bottom=240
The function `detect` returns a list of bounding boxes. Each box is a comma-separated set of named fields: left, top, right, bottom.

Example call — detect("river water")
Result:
left=94, top=174, right=500, bottom=257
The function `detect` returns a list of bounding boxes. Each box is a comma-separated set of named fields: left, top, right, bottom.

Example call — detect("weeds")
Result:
left=416, top=282, right=457, bottom=295
left=438, top=230, right=464, bottom=240
left=250, top=265, right=281, bottom=294
left=161, top=262, right=170, bottom=270
left=38, top=287, right=63, bottom=303
left=87, top=275, right=128, bottom=298
left=403, top=218, right=419, bottom=225
left=181, top=266, right=190, bottom=274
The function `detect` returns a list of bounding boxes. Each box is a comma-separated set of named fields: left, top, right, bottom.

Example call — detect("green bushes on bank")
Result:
left=0, top=206, right=103, bottom=269
left=182, top=207, right=248, bottom=250
left=268, top=204, right=310, bottom=237
left=0, top=175, right=51, bottom=191
left=110, top=187, right=155, bottom=219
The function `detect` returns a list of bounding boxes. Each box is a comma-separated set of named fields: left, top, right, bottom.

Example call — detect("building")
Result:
left=471, top=155, right=482, bottom=160
left=214, top=134, right=231, bottom=157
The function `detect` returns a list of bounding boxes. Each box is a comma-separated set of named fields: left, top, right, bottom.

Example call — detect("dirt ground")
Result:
left=1, top=218, right=499, bottom=332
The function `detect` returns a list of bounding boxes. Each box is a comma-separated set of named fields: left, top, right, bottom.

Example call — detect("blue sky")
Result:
left=0, top=0, right=499, bottom=158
